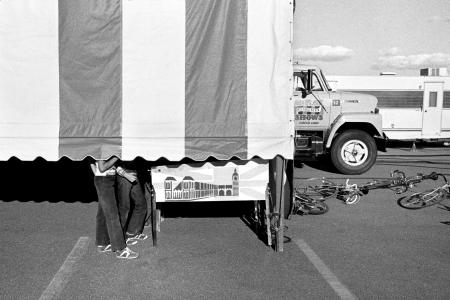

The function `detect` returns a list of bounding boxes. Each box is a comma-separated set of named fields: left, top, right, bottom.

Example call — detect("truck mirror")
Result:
left=301, top=88, right=308, bottom=98
left=306, top=69, right=313, bottom=93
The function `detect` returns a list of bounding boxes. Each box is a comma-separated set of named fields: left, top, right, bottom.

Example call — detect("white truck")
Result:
left=293, top=63, right=387, bottom=174
left=328, top=72, right=450, bottom=142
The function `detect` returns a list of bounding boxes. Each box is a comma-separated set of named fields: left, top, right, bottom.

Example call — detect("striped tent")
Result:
left=0, top=0, right=293, bottom=161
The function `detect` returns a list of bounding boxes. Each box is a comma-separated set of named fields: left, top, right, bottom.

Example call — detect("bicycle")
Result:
left=397, top=173, right=449, bottom=209
left=292, top=185, right=329, bottom=215
left=298, top=177, right=365, bottom=205
left=304, top=171, right=443, bottom=206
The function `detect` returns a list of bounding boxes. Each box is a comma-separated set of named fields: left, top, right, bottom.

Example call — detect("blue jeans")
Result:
left=116, top=174, right=147, bottom=236
left=94, top=176, right=126, bottom=251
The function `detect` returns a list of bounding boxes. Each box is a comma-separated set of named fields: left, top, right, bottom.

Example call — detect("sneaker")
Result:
left=97, top=244, right=112, bottom=253
left=116, top=247, right=139, bottom=259
left=127, top=233, right=148, bottom=241
left=126, top=238, right=138, bottom=246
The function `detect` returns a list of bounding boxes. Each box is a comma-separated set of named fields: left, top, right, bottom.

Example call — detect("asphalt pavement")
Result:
left=0, top=147, right=449, bottom=299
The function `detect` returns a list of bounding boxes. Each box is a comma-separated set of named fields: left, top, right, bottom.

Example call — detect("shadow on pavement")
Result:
left=159, top=201, right=253, bottom=218
left=376, top=162, right=450, bottom=172
left=386, top=139, right=450, bottom=149
left=0, top=157, right=98, bottom=203
left=294, top=159, right=340, bottom=174
left=438, top=204, right=450, bottom=212
left=0, top=157, right=273, bottom=220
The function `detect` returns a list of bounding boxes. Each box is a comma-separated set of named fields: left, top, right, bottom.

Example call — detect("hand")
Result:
left=97, top=157, right=119, bottom=173
left=123, top=171, right=137, bottom=183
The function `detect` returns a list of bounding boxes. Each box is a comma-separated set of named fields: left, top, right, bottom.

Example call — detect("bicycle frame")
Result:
left=299, top=171, right=442, bottom=205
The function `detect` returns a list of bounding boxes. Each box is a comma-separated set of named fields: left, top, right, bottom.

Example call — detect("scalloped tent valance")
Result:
left=0, top=0, right=293, bottom=161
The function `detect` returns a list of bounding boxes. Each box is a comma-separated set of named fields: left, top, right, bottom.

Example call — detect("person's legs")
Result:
left=94, top=176, right=126, bottom=252
left=126, top=179, right=148, bottom=237
left=95, top=203, right=110, bottom=247
left=116, top=175, right=131, bottom=232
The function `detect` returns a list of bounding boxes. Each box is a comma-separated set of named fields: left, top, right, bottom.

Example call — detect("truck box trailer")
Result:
left=328, top=74, right=450, bottom=141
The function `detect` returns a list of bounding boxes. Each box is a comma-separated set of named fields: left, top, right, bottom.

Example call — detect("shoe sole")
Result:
left=116, top=254, right=139, bottom=259
left=126, top=239, right=138, bottom=246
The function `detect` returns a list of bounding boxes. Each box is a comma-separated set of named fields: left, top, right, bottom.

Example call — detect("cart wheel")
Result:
left=253, top=200, right=266, bottom=238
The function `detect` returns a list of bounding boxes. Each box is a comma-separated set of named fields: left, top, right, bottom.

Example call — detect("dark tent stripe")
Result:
left=185, top=0, right=248, bottom=160
left=58, top=0, right=122, bottom=159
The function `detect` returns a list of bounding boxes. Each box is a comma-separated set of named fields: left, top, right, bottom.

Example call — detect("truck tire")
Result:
left=330, top=130, right=377, bottom=175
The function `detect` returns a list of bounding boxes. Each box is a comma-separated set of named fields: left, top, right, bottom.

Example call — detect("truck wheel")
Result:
left=330, top=130, right=377, bottom=175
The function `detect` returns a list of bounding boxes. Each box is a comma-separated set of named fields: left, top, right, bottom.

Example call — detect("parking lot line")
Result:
left=39, top=236, right=90, bottom=300
left=294, top=239, right=357, bottom=300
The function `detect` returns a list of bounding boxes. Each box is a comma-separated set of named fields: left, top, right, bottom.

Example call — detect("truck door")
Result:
left=294, top=72, right=330, bottom=128
left=422, top=82, right=444, bottom=138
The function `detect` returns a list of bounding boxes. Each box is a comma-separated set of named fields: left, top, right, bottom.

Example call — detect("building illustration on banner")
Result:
left=152, top=160, right=268, bottom=202
left=164, top=168, right=240, bottom=200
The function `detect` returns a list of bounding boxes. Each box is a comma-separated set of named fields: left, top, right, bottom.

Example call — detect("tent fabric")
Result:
left=58, top=0, right=122, bottom=159
left=185, top=0, right=247, bottom=160
left=0, top=0, right=294, bottom=161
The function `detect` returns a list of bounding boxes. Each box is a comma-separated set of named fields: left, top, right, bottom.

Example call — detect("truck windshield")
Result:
left=320, top=70, right=332, bottom=91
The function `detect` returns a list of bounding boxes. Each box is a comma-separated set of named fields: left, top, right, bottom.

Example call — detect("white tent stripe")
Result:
left=122, top=0, right=186, bottom=160
left=0, top=0, right=59, bottom=160
left=247, top=0, right=294, bottom=159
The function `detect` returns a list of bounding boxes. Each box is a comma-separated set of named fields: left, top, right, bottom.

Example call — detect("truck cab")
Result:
left=293, top=63, right=386, bottom=174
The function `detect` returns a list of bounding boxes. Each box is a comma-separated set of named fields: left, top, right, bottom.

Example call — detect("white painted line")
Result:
left=294, top=239, right=357, bottom=300
left=39, top=236, right=90, bottom=300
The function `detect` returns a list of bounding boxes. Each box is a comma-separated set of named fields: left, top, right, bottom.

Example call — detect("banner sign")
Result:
left=151, top=160, right=268, bottom=202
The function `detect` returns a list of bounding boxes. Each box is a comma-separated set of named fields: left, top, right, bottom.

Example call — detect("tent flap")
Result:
left=0, top=0, right=294, bottom=161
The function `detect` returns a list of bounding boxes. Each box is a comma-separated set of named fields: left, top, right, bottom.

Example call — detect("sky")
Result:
left=293, top=0, right=450, bottom=76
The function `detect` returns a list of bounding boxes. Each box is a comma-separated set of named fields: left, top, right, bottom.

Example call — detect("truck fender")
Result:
left=325, top=113, right=384, bottom=148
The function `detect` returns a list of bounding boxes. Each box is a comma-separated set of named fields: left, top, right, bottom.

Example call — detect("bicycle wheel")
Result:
left=397, top=189, right=447, bottom=209
left=293, top=193, right=329, bottom=215
left=313, top=185, right=338, bottom=200
left=300, top=179, right=338, bottom=200
left=344, top=192, right=360, bottom=205
left=307, top=200, right=329, bottom=215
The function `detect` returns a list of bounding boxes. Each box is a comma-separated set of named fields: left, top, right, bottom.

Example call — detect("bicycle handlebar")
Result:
left=420, top=172, right=439, bottom=181
left=397, top=172, right=441, bottom=193
left=391, top=170, right=406, bottom=178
